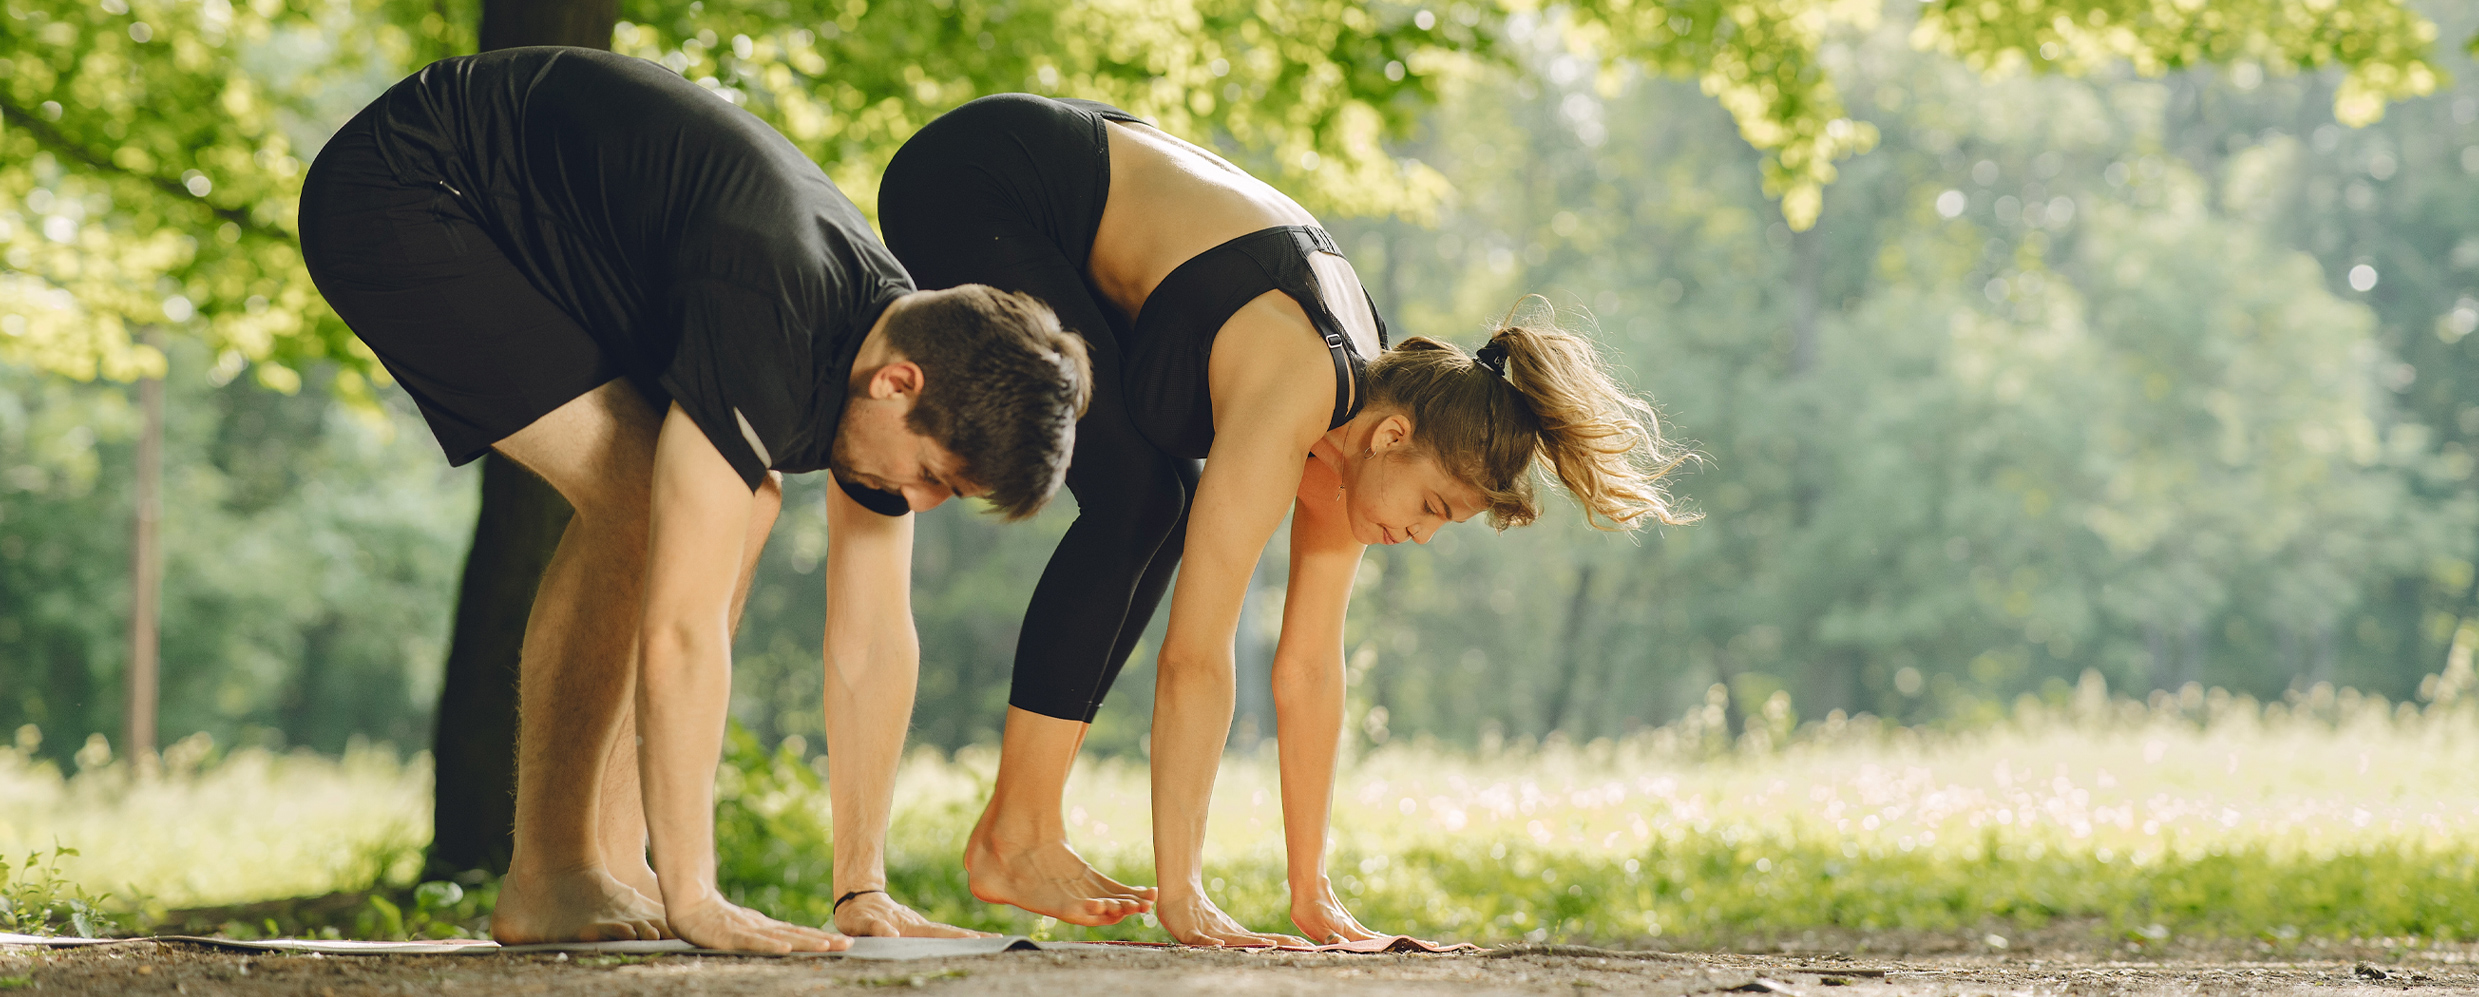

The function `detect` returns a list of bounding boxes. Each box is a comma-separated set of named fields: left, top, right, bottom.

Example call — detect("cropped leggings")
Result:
left=880, top=94, right=1198, bottom=723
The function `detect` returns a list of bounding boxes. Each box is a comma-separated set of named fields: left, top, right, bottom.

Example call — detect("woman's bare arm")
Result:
left=1149, top=325, right=1333, bottom=945
left=637, top=403, right=844, bottom=953
left=1269, top=483, right=1384, bottom=943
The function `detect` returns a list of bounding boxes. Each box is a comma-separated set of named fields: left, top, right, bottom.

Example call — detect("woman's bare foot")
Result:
left=1155, top=885, right=1309, bottom=948
left=666, top=894, right=849, bottom=953
left=1288, top=876, right=1385, bottom=945
left=491, top=866, right=671, bottom=943
left=964, top=827, right=1153, bottom=926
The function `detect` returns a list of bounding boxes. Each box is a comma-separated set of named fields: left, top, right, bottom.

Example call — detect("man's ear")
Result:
left=866, top=359, right=926, bottom=400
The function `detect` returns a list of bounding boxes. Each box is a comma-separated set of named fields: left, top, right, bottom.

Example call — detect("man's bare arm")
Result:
left=638, top=402, right=843, bottom=952
left=820, top=481, right=988, bottom=937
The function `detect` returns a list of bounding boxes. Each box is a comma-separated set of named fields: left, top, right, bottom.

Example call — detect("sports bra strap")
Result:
left=1127, top=223, right=1389, bottom=453
left=1287, top=227, right=1360, bottom=428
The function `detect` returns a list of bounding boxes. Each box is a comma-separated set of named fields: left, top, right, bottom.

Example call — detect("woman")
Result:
left=879, top=94, right=1690, bottom=945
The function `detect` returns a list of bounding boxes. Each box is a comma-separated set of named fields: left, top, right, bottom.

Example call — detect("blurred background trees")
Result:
left=0, top=0, right=2472, bottom=778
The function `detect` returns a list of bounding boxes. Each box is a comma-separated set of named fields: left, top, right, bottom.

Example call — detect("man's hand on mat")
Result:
left=1156, top=887, right=1312, bottom=948
left=1289, top=877, right=1386, bottom=945
left=833, top=892, right=998, bottom=938
left=666, top=894, right=850, bottom=953
left=491, top=866, right=672, bottom=944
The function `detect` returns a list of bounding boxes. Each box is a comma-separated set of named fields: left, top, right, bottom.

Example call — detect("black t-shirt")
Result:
left=368, top=46, right=908, bottom=513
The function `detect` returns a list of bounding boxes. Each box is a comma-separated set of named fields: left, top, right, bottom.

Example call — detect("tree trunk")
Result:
left=480, top=0, right=620, bottom=51
left=1541, top=564, right=1597, bottom=736
left=426, top=455, right=573, bottom=877
left=1786, top=224, right=1822, bottom=376
left=424, top=0, right=617, bottom=880
left=125, top=330, right=164, bottom=764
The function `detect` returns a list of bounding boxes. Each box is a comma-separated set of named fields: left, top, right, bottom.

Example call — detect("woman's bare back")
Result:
left=1086, top=121, right=1385, bottom=385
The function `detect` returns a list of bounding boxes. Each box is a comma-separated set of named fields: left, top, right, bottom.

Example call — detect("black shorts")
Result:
left=299, top=101, right=619, bottom=466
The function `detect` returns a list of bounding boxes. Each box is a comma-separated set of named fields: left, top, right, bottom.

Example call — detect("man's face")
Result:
left=833, top=360, right=979, bottom=513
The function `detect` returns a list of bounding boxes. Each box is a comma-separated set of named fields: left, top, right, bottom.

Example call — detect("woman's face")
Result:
left=1342, top=444, right=1486, bottom=546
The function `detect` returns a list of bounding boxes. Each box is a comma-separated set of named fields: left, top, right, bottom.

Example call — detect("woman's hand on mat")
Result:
left=666, top=893, right=851, bottom=954
left=1289, top=876, right=1386, bottom=945
left=834, top=892, right=999, bottom=938
left=1156, top=886, right=1312, bottom=948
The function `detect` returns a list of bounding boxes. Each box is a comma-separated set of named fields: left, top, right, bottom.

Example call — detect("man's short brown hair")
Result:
left=881, top=284, right=1092, bottom=519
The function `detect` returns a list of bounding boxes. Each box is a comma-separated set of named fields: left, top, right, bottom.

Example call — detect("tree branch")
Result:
left=0, top=96, right=295, bottom=243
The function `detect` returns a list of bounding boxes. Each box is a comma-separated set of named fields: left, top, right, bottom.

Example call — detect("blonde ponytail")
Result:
left=1365, top=305, right=1697, bottom=531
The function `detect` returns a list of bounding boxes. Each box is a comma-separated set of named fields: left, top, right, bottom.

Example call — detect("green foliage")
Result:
left=0, top=0, right=442, bottom=386
left=1914, top=0, right=2446, bottom=128
left=0, top=846, right=116, bottom=938
left=0, top=0, right=2445, bottom=400
left=608, top=0, right=1483, bottom=221
left=0, top=348, right=475, bottom=757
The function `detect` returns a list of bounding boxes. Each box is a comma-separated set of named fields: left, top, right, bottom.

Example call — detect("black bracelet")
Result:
left=833, top=889, right=886, bottom=912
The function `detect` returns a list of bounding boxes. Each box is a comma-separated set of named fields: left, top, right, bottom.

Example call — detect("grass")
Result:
left=7, top=678, right=2479, bottom=949
left=0, top=731, right=425, bottom=933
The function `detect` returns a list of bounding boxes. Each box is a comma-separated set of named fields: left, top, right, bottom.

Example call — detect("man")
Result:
left=299, top=47, right=1090, bottom=952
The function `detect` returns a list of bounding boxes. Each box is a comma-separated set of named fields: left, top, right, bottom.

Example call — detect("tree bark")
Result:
left=125, top=330, right=164, bottom=764
left=426, top=455, right=573, bottom=877
left=1542, top=564, right=1597, bottom=736
left=423, top=0, right=615, bottom=879
left=480, top=0, right=620, bottom=52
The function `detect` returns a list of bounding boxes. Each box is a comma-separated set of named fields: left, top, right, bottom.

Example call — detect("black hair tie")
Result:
left=1474, top=342, right=1511, bottom=377
left=834, top=889, right=886, bottom=912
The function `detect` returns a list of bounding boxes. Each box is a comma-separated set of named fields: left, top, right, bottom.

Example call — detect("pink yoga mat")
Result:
left=1084, top=935, right=1481, bottom=953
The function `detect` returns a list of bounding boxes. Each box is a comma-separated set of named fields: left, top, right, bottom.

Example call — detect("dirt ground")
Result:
left=9, top=935, right=2479, bottom=996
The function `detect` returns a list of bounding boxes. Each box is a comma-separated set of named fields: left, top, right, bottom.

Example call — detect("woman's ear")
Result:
left=1372, top=412, right=1415, bottom=453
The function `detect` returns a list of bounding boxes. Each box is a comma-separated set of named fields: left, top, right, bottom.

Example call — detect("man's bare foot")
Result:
left=491, top=866, right=670, bottom=943
left=607, top=857, right=661, bottom=903
left=964, top=828, right=1153, bottom=926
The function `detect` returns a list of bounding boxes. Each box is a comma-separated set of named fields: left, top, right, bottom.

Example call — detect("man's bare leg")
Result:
left=965, top=707, right=1155, bottom=925
left=489, top=381, right=669, bottom=944
left=595, top=706, right=657, bottom=901
left=593, top=473, right=781, bottom=904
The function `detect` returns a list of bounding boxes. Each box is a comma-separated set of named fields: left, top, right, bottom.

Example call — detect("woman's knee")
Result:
left=1078, top=456, right=1191, bottom=547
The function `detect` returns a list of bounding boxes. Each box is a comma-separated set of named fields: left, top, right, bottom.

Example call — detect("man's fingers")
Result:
left=772, top=923, right=846, bottom=951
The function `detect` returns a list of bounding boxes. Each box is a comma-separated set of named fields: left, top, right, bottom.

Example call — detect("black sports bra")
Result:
left=1118, top=224, right=1392, bottom=459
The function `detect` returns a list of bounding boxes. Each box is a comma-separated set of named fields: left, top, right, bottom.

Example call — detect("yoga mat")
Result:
left=1, top=931, right=1476, bottom=957
left=1, top=933, right=500, bottom=955
left=1084, top=936, right=1482, bottom=954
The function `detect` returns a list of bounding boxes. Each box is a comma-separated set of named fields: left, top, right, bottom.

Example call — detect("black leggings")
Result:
left=880, top=94, right=1198, bottom=724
